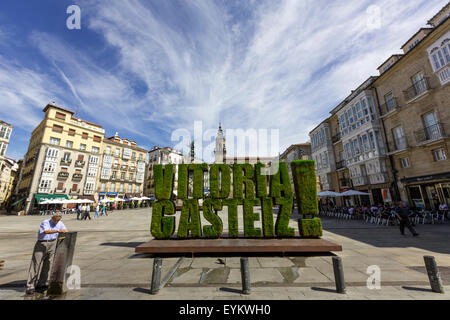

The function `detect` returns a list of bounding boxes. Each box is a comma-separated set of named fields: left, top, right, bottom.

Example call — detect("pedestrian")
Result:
left=94, top=203, right=100, bottom=218
left=101, top=203, right=108, bottom=216
left=26, top=213, right=68, bottom=295
left=439, top=202, right=449, bottom=220
left=76, top=203, right=82, bottom=220
left=82, top=204, right=91, bottom=220
left=395, top=201, right=419, bottom=236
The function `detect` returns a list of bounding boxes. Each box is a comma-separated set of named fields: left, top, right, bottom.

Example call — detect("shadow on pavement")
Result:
left=100, top=242, right=145, bottom=248
left=133, top=287, right=152, bottom=295
left=0, top=280, right=26, bottom=291
left=219, top=287, right=242, bottom=294
left=401, top=286, right=433, bottom=293
left=319, top=217, right=450, bottom=255
left=310, top=287, right=336, bottom=293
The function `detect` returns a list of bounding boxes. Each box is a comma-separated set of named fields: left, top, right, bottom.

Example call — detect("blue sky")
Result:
left=0, top=0, right=446, bottom=161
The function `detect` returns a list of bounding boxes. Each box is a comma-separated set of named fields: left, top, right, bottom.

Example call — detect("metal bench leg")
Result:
left=240, top=257, right=251, bottom=295
left=332, top=256, right=346, bottom=294
left=151, top=257, right=162, bottom=295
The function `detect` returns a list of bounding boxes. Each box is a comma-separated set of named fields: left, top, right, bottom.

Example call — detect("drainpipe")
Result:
left=374, top=86, right=401, bottom=203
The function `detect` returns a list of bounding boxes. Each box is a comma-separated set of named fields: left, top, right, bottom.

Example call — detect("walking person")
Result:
left=439, top=202, right=449, bottom=220
left=395, top=201, right=419, bottom=236
left=76, top=203, right=82, bottom=220
left=101, top=203, right=108, bottom=216
left=82, top=204, right=91, bottom=220
left=26, top=213, right=68, bottom=295
left=94, top=203, right=100, bottom=218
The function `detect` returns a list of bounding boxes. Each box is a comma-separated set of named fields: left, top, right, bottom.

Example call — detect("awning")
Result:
left=11, top=197, right=26, bottom=206
left=78, top=195, right=95, bottom=202
left=34, top=194, right=69, bottom=204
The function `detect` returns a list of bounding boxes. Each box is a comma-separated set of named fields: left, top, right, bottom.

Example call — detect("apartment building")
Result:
left=17, top=103, right=105, bottom=213
left=373, top=10, right=450, bottom=210
left=145, top=146, right=185, bottom=197
left=98, top=133, right=147, bottom=200
left=310, top=121, right=336, bottom=192
left=0, top=158, right=18, bottom=208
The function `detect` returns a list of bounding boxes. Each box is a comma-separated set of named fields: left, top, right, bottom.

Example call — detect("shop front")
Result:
left=401, top=172, right=450, bottom=210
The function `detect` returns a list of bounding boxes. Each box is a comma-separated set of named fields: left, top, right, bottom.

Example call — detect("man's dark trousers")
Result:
left=400, top=218, right=417, bottom=235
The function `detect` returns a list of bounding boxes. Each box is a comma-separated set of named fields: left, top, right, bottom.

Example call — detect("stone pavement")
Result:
left=0, top=207, right=449, bottom=300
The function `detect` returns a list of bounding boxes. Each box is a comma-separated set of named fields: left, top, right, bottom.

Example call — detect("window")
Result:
left=57, top=182, right=64, bottom=190
left=100, top=182, right=106, bottom=192
left=433, top=148, right=447, bottom=161
left=50, top=137, right=60, bottom=145
left=106, top=146, right=111, bottom=155
left=110, top=183, right=116, bottom=192
left=47, top=148, right=59, bottom=158
left=128, top=184, right=132, bottom=192
left=39, top=179, right=52, bottom=189
left=119, top=183, right=124, bottom=192
left=400, top=158, right=410, bottom=168
left=411, top=72, right=426, bottom=94
left=136, top=185, right=140, bottom=193
left=361, top=134, right=369, bottom=152
left=93, top=135, right=101, bottom=143
left=112, top=171, right=117, bottom=179
left=115, top=148, right=120, bottom=157
left=43, top=162, right=56, bottom=172
left=88, top=168, right=98, bottom=177
left=393, top=126, right=405, bottom=150
left=384, top=92, right=395, bottom=112
left=121, top=172, right=125, bottom=180
left=129, top=173, right=133, bottom=181
left=72, top=184, right=78, bottom=192
left=139, top=154, right=143, bottom=161
left=52, top=124, right=63, bottom=133
left=55, top=112, right=66, bottom=120
left=66, top=140, right=73, bottom=148
left=78, top=155, right=84, bottom=161
left=0, top=126, right=6, bottom=138
left=63, top=152, right=71, bottom=161
left=132, top=152, right=136, bottom=159
left=422, top=111, right=441, bottom=140
left=68, top=129, right=76, bottom=136
left=92, top=146, right=100, bottom=154
left=82, top=132, right=88, bottom=139
left=80, top=144, right=86, bottom=151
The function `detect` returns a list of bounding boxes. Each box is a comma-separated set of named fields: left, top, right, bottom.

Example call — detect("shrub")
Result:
left=270, top=162, right=293, bottom=198
left=177, top=199, right=202, bottom=238
left=298, top=218, right=323, bottom=238
left=260, top=197, right=275, bottom=237
left=202, top=198, right=223, bottom=238
left=274, top=197, right=295, bottom=237
left=233, top=163, right=255, bottom=199
left=209, top=164, right=231, bottom=199
left=177, top=164, right=188, bottom=200
left=255, top=162, right=268, bottom=198
left=222, top=198, right=240, bottom=238
left=154, top=164, right=175, bottom=200
left=290, top=160, right=319, bottom=216
left=243, top=199, right=262, bottom=237
left=150, top=200, right=176, bottom=239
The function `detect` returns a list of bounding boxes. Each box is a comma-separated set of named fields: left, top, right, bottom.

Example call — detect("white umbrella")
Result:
left=130, top=197, right=140, bottom=201
left=318, top=191, right=341, bottom=197
left=340, top=190, right=370, bottom=196
left=114, top=198, right=125, bottom=202
left=39, top=200, right=51, bottom=205
left=140, top=196, right=151, bottom=200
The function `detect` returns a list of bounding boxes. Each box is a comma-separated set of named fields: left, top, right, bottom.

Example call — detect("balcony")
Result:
left=129, top=167, right=136, bottom=172
left=331, top=133, right=341, bottom=144
left=121, top=165, right=128, bottom=171
left=83, top=189, right=94, bottom=195
left=54, top=188, right=66, bottom=194
left=60, top=159, right=72, bottom=166
left=75, top=160, right=85, bottom=168
left=379, top=97, right=401, bottom=117
left=387, top=136, right=410, bottom=154
left=352, top=176, right=368, bottom=187
left=403, top=77, right=431, bottom=102
left=69, top=189, right=80, bottom=194
left=38, top=188, right=52, bottom=194
left=72, top=173, right=83, bottom=181
left=57, top=172, right=69, bottom=180
left=414, top=123, right=446, bottom=146
left=368, top=172, right=389, bottom=184
left=112, top=164, right=119, bottom=169
left=336, top=160, right=346, bottom=170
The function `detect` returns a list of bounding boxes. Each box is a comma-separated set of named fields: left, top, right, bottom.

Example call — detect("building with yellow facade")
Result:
left=97, top=132, right=147, bottom=201
left=17, top=103, right=105, bottom=214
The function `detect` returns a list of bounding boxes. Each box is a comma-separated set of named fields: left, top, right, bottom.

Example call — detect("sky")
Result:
left=0, top=0, right=447, bottom=162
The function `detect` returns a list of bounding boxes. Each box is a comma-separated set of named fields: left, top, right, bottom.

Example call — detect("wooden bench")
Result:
left=135, top=238, right=343, bottom=295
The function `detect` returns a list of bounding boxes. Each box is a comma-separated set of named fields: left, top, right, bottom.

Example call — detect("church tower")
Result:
left=214, top=123, right=226, bottom=163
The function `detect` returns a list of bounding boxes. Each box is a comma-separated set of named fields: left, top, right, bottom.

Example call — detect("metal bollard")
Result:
left=240, top=257, right=251, bottom=295
left=150, top=257, right=162, bottom=295
left=332, top=256, right=346, bottom=294
left=424, top=256, right=445, bottom=294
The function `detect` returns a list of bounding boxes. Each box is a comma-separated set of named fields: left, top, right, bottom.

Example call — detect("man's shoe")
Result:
left=413, top=233, right=419, bottom=237
left=25, top=289, right=35, bottom=295
left=35, top=285, right=48, bottom=293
